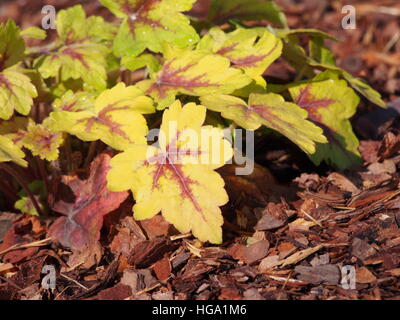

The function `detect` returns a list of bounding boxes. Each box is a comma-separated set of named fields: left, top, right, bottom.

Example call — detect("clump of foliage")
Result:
left=0, top=0, right=385, bottom=244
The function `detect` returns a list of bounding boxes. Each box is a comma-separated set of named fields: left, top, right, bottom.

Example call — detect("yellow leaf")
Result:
left=107, top=100, right=233, bottom=244
left=22, top=119, right=64, bottom=161
left=50, top=83, right=155, bottom=150
left=0, top=134, right=27, bottom=167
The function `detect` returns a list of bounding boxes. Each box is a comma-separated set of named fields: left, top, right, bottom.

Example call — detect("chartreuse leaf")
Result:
left=0, top=116, right=28, bottom=145
left=20, top=26, right=46, bottom=40
left=201, top=93, right=327, bottom=154
left=49, top=83, right=155, bottom=150
left=281, top=32, right=385, bottom=108
left=341, top=71, right=386, bottom=108
left=0, top=20, right=25, bottom=69
left=198, top=28, right=282, bottom=86
left=22, top=119, right=64, bottom=161
left=0, top=135, right=27, bottom=167
left=121, top=53, right=162, bottom=73
left=37, top=5, right=116, bottom=91
left=52, top=90, right=97, bottom=112
left=137, top=50, right=252, bottom=109
left=100, top=0, right=199, bottom=57
left=309, top=36, right=336, bottom=66
left=289, top=78, right=362, bottom=169
left=306, top=38, right=385, bottom=108
left=0, top=21, right=38, bottom=120
left=15, top=181, right=46, bottom=216
left=208, top=0, right=287, bottom=27
left=107, top=100, right=233, bottom=244
left=0, top=67, right=38, bottom=120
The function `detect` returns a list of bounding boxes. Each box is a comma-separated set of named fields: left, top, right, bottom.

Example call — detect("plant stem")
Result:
left=83, top=141, right=98, bottom=169
left=63, top=136, right=73, bottom=173
left=0, top=163, right=44, bottom=216
left=36, top=157, right=49, bottom=195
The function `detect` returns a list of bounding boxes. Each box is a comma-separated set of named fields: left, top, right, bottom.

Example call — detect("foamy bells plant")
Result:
left=0, top=1, right=385, bottom=243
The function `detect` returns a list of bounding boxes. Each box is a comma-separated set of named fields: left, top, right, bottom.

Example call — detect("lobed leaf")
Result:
left=0, top=67, right=38, bottom=120
left=289, top=77, right=362, bottom=169
left=137, top=50, right=252, bottom=108
left=201, top=93, right=327, bottom=154
left=37, top=6, right=116, bottom=91
left=107, top=100, right=233, bottom=244
left=0, top=20, right=25, bottom=70
left=198, top=27, right=282, bottom=86
left=0, top=134, right=27, bottom=167
left=50, top=83, right=155, bottom=150
left=48, top=153, right=129, bottom=268
left=22, top=119, right=64, bottom=161
left=100, top=0, right=199, bottom=57
left=20, top=26, right=46, bottom=40
left=0, top=116, right=28, bottom=145
left=122, top=53, right=162, bottom=73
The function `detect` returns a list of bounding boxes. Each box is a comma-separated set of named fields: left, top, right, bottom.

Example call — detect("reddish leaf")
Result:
left=47, top=153, right=129, bottom=268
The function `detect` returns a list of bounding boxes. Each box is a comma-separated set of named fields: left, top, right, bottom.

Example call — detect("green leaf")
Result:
left=122, top=53, right=162, bottom=73
left=0, top=20, right=25, bottom=70
left=0, top=134, right=27, bottom=167
left=137, top=49, right=252, bottom=109
left=197, top=27, right=282, bottom=85
left=309, top=36, right=336, bottom=66
left=100, top=0, right=200, bottom=57
left=15, top=181, right=46, bottom=216
left=289, top=34, right=386, bottom=108
left=57, top=5, right=116, bottom=43
left=200, top=93, right=327, bottom=154
left=289, top=78, right=362, bottom=169
left=20, top=26, right=46, bottom=40
left=49, top=83, right=155, bottom=150
left=277, top=28, right=338, bottom=42
left=342, top=71, right=386, bottom=109
left=208, top=0, right=287, bottom=27
left=0, top=67, right=38, bottom=120
left=37, top=5, right=115, bottom=91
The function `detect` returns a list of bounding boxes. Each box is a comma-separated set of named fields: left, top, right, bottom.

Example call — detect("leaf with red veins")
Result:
left=37, top=6, right=116, bottom=91
left=22, top=119, right=64, bottom=161
left=100, top=0, right=199, bottom=57
left=48, top=153, right=129, bottom=268
left=52, top=90, right=97, bottom=112
left=39, top=43, right=109, bottom=91
left=201, top=93, right=327, bottom=155
left=294, top=85, right=336, bottom=122
left=197, top=27, right=282, bottom=86
left=137, top=50, right=251, bottom=109
left=107, top=101, right=233, bottom=244
left=0, top=67, right=38, bottom=120
left=49, top=83, right=155, bottom=151
left=0, top=116, right=28, bottom=146
left=289, top=78, right=362, bottom=169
